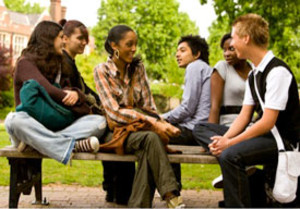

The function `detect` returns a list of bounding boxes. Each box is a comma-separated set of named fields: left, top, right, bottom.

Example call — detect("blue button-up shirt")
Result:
left=162, top=59, right=212, bottom=130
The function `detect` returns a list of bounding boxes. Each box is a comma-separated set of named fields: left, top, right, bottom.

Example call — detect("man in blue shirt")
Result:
left=162, top=35, right=213, bottom=189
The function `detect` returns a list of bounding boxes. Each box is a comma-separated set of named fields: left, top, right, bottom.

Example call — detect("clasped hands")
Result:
left=209, top=136, right=231, bottom=157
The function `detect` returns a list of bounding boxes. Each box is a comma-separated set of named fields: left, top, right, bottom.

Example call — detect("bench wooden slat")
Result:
left=0, top=145, right=217, bottom=164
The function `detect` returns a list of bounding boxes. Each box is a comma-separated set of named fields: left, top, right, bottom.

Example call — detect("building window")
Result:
left=0, top=32, right=10, bottom=49
left=13, top=35, right=27, bottom=57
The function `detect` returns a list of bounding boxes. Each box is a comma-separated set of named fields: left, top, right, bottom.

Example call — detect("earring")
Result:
left=114, top=49, right=119, bottom=59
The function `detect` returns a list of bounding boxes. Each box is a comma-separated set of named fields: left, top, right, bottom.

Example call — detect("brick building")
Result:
left=0, top=0, right=66, bottom=63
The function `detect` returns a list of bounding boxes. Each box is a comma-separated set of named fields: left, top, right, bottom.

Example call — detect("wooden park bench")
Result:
left=0, top=144, right=217, bottom=208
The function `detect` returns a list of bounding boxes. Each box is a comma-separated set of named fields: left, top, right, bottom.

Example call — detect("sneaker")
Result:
left=246, top=166, right=257, bottom=176
left=212, top=166, right=257, bottom=189
left=167, top=196, right=185, bottom=209
left=212, top=174, right=223, bottom=188
left=74, top=136, right=99, bottom=153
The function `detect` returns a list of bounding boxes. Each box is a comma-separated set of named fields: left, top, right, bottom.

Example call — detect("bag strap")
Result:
left=253, top=73, right=285, bottom=151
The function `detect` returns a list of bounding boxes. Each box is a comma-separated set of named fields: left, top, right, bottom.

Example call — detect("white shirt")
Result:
left=243, top=51, right=292, bottom=110
left=214, top=60, right=248, bottom=126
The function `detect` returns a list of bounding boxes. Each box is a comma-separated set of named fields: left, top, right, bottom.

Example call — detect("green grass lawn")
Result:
left=0, top=123, right=221, bottom=190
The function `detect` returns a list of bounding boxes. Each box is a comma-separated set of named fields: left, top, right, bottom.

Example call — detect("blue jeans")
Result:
left=4, top=111, right=106, bottom=164
left=219, top=134, right=277, bottom=207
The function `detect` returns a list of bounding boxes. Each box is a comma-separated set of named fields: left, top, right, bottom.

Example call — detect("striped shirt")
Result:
left=94, top=57, right=157, bottom=125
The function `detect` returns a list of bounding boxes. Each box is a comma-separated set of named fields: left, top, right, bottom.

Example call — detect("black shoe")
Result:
left=218, top=200, right=225, bottom=208
left=105, top=190, right=114, bottom=203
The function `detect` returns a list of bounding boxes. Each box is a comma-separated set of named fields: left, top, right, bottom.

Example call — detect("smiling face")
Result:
left=63, top=27, right=87, bottom=58
left=222, top=38, right=239, bottom=66
left=112, top=30, right=137, bottom=64
left=54, top=30, right=64, bottom=55
left=176, top=42, right=199, bottom=68
left=231, top=27, right=248, bottom=59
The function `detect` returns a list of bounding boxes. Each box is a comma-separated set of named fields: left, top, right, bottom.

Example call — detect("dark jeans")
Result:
left=192, top=122, right=229, bottom=151
left=169, top=124, right=198, bottom=191
left=101, top=130, right=135, bottom=205
left=102, top=161, right=135, bottom=204
left=219, top=134, right=277, bottom=207
left=193, top=122, right=278, bottom=207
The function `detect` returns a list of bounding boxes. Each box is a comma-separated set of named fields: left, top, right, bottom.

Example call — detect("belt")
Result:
left=220, top=106, right=242, bottom=115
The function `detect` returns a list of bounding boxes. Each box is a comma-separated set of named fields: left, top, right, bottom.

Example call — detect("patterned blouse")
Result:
left=94, top=57, right=157, bottom=125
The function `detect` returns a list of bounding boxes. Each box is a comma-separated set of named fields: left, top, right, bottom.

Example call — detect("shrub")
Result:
left=0, top=46, right=12, bottom=91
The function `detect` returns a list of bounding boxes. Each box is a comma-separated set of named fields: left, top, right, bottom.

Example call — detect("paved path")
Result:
left=0, top=184, right=223, bottom=208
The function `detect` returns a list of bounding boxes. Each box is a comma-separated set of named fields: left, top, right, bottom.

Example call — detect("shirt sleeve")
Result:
left=162, top=62, right=204, bottom=123
left=94, top=64, right=149, bottom=125
left=264, top=66, right=292, bottom=110
left=15, top=59, right=66, bottom=104
left=242, top=78, right=255, bottom=105
left=214, top=60, right=227, bottom=80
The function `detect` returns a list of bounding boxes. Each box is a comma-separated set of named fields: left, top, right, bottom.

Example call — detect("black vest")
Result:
left=248, top=57, right=300, bottom=146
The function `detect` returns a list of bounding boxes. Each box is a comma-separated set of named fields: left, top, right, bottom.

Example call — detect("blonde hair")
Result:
left=233, top=13, right=269, bottom=48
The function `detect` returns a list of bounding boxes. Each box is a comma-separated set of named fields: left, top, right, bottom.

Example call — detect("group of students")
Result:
left=4, top=12, right=299, bottom=208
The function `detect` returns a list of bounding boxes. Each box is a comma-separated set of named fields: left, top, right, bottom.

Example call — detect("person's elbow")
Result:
left=260, top=108, right=280, bottom=131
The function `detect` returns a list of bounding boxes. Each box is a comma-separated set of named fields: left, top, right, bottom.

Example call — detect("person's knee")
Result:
left=143, top=131, right=162, bottom=148
left=90, top=115, right=107, bottom=136
left=193, top=123, right=211, bottom=136
left=94, top=115, right=107, bottom=130
left=219, top=148, right=243, bottom=167
left=5, top=112, right=28, bottom=133
left=192, top=123, right=211, bottom=147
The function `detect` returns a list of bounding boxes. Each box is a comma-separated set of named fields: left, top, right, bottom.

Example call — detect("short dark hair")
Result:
left=178, top=35, right=209, bottom=64
left=220, top=33, right=231, bottom=49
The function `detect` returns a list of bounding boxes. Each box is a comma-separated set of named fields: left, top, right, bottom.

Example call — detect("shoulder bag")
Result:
left=253, top=73, right=300, bottom=203
left=16, top=79, right=76, bottom=131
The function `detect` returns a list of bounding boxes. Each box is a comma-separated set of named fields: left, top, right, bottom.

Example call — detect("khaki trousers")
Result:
left=125, top=131, right=178, bottom=208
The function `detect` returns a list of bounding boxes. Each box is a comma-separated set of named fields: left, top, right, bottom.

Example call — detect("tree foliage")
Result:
left=200, top=0, right=300, bottom=82
left=93, top=0, right=198, bottom=81
left=4, top=0, right=44, bottom=14
left=76, top=51, right=107, bottom=92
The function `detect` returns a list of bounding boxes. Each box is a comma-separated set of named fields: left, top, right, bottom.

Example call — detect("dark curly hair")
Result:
left=178, top=35, right=209, bottom=64
left=20, top=21, right=68, bottom=82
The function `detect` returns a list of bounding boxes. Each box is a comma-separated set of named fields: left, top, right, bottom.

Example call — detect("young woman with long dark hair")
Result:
left=5, top=21, right=106, bottom=165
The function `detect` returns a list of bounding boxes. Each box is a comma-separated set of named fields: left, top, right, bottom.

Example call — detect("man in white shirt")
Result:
left=209, top=13, right=300, bottom=207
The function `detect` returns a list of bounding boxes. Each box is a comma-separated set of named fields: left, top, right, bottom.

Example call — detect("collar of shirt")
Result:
left=106, top=57, right=131, bottom=85
left=63, top=50, right=75, bottom=63
left=251, top=51, right=275, bottom=75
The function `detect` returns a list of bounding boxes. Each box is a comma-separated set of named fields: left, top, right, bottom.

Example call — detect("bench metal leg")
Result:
left=8, top=158, right=44, bottom=208
left=8, top=159, right=21, bottom=208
